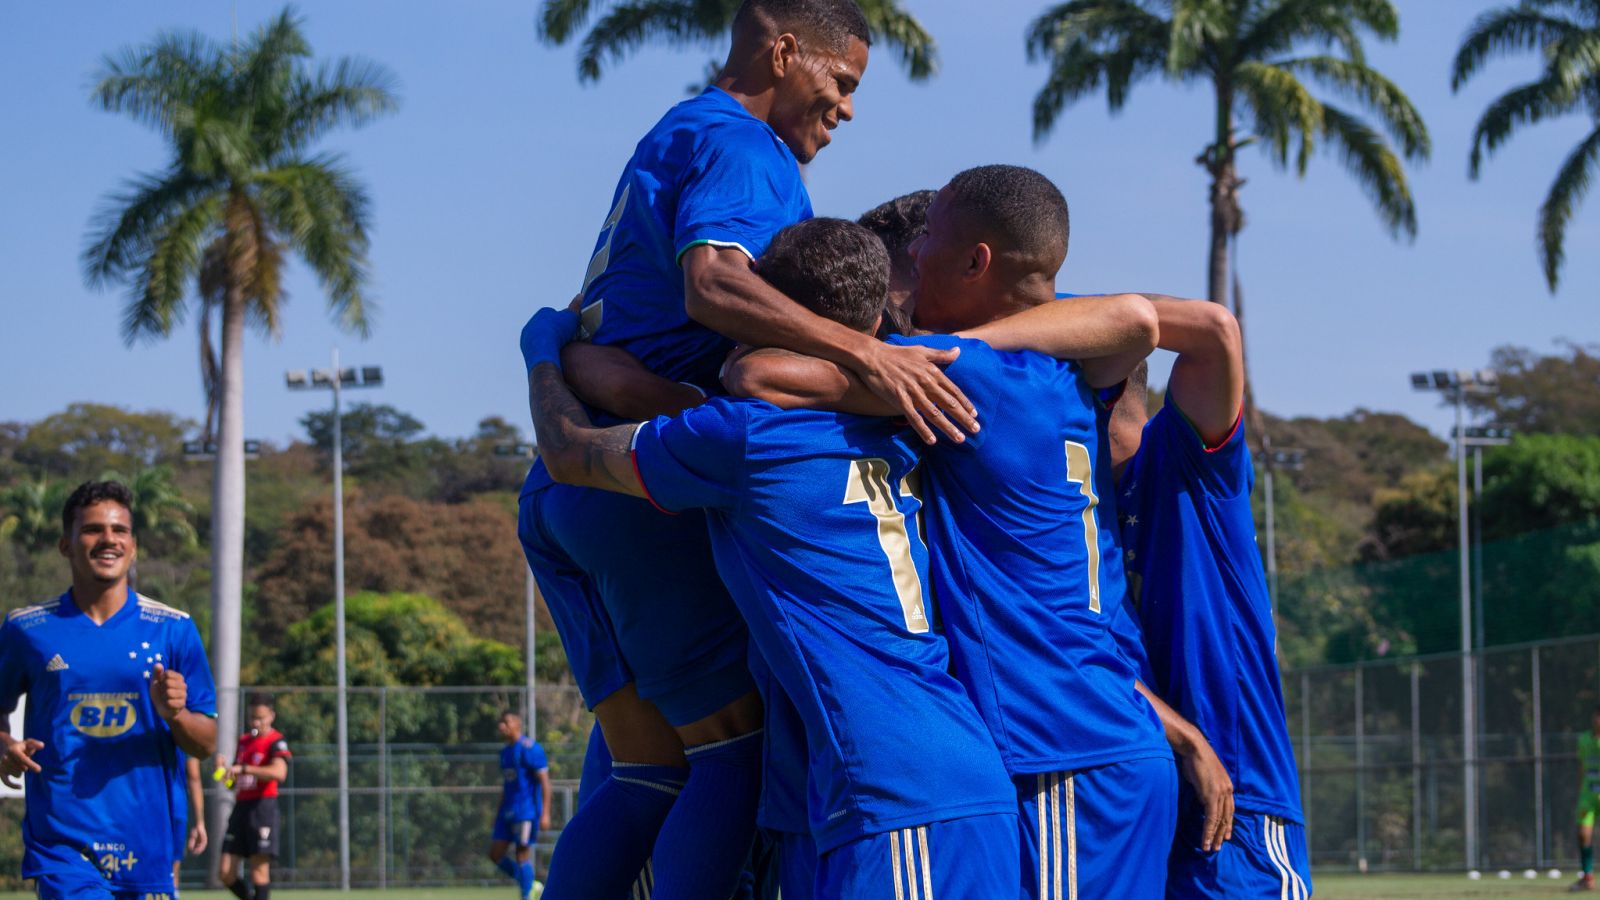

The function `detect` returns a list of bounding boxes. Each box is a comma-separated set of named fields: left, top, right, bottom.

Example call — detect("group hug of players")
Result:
left=512, top=1, right=1309, bottom=899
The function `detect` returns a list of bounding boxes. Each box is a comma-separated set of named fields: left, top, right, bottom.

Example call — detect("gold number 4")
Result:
left=844, top=458, right=930, bottom=634
left=1065, top=441, right=1102, bottom=613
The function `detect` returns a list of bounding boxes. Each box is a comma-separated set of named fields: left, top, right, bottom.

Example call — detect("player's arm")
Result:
left=561, top=342, right=706, bottom=421
left=957, top=293, right=1158, bottom=389
left=721, top=347, right=902, bottom=417
left=0, top=730, right=44, bottom=788
left=238, top=758, right=288, bottom=783
left=185, top=756, right=208, bottom=853
left=682, top=245, right=973, bottom=445
left=153, top=670, right=218, bottom=760
left=523, top=309, right=647, bottom=498
left=1135, top=680, right=1234, bottom=851
left=1148, top=296, right=1244, bottom=447
left=536, top=766, right=553, bottom=830
left=0, top=628, right=43, bottom=788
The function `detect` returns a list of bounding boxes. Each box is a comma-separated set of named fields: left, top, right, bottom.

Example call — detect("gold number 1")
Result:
left=844, top=458, right=930, bottom=633
left=1065, top=441, right=1102, bottom=613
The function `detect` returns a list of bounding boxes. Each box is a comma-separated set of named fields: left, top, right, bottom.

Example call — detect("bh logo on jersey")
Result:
left=70, top=692, right=139, bottom=738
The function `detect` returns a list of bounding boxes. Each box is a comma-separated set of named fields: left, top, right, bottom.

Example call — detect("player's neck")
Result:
left=70, top=579, right=129, bottom=624
left=713, top=73, right=775, bottom=124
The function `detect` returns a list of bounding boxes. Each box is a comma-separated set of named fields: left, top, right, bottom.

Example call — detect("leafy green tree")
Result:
left=13, top=404, right=189, bottom=478
left=0, top=479, right=71, bottom=554
left=81, top=7, right=398, bottom=749
left=302, top=402, right=428, bottom=481
left=1028, top=0, right=1429, bottom=431
left=1467, top=342, right=1600, bottom=437
left=1453, top=0, right=1600, bottom=291
left=538, top=0, right=938, bottom=85
left=101, top=465, right=200, bottom=556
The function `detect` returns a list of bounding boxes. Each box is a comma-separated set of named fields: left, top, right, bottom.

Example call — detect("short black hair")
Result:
left=61, top=480, right=134, bottom=538
left=943, top=164, right=1070, bottom=271
left=732, top=0, right=872, bottom=56
left=501, top=710, right=522, bottom=723
left=858, top=190, right=935, bottom=269
left=248, top=694, right=276, bottom=711
left=758, top=217, right=888, bottom=333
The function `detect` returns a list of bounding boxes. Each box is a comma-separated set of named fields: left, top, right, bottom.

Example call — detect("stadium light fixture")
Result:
left=1405, top=367, right=1500, bottom=871
left=182, top=439, right=262, bottom=460
left=285, top=351, right=381, bottom=892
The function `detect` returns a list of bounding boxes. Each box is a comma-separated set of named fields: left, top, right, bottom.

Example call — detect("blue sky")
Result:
left=2, top=1, right=1595, bottom=446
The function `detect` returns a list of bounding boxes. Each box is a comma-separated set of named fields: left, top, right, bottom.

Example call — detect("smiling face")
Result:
left=60, top=500, right=135, bottom=587
left=767, top=35, right=867, bottom=164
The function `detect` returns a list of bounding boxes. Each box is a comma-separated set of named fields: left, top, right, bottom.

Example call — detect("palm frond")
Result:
left=1452, top=7, right=1581, bottom=90
left=1240, top=0, right=1399, bottom=62
left=90, top=30, right=219, bottom=138
left=858, top=0, right=939, bottom=81
left=279, top=57, right=401, bottom=152
left=1235, top=61, right=1323, bottom=172
left=1546, top=26, right=1600, bottom=96
left=1280, top=55, right=1429, bottom=158
left=540, top=0, right=610, bottom=43
left=121, top=193, right=226, bottom=343
left=84, top=170, right=221, bottom=288
left=1168, top=0, right=1232, bottom=74
left=251, top=156, right=374, bottom=336
left=1027, top=0, right=1170, bottom=140
left=1031, top=39, right=1169, bottom=141
left=1467, top=76, right=1582, bottom=176
left=1026, top=0, right=1170, bottom=61
left=1537, top=123, right=1600, bottom=290
left=1319, top=102, right=1416, bottom=238
left=576, top=0, right=724, bottom=83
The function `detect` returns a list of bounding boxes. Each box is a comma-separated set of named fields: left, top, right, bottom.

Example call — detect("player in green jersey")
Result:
left=1574, top=706, right=1600, bottom=892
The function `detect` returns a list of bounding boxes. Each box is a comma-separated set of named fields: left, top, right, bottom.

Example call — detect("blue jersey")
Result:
left=498, top=736, right=549, bottom=820
left=746, top=643, right=809, bottom=837
left=631, top=399, right=1015, bottom=852
left=579, top=86, right=812, bottom=392
left=1118, top=404, right=1304, bottom=823
left=892, top=334, right=1170, bottom=775
left=0, top=590, right=216, bottom=890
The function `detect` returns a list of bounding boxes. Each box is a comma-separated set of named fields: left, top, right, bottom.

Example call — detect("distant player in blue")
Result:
left=523, top=217, right=1020, bottom=900
left=517, top=2, right=973, bottom=897
left=488, top=712, right=551, bottom=900
left=0, top=480, right=217, bottom=900
left=1109, top=298, right=1313, bottom=900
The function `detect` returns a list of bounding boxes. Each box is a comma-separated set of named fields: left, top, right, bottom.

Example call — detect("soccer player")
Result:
left=856, top=189, right=934, bottom=333
left=171, top=755, right=206, bottom=892
left=0, top=480, right=217, bottom=900
left=518, top=1, right=972, bottom=896
left=1108, top=297, right=1312, bottom=899
left=1573, top=706, right=1600, bottom=891
left=216, top=696, right=290, bottom=900
left=489, top=711, right=552, bottom=900
left=525, top=217, right=1021, bottom=900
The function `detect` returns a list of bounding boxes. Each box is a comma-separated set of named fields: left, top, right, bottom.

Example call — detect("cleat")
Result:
left=1571, top=873, right=1596, bottom=892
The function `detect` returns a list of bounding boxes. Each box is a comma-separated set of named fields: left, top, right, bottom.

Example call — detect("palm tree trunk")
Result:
left=1204, top=81, right=1268, bottom=446
left=207, top=245, right=248, bottom=877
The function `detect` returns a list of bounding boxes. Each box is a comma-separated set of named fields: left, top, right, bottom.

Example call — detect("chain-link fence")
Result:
left=180, top=684, right=597, bottom=889
left=1284, top=633, right=1600, bottom=873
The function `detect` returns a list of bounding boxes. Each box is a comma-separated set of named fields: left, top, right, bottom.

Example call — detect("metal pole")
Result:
left=1533, top=646, right=1544, bottom=867
left=526, top=566, right=538, bottom=735
left=1301, top=671, right=1313, bottom=843
left=1456, top=389, right=1478, bottom=871
left=1474, top=447, right=1485, bottom=653
left=1356, top=666, right=1367, bottom=871
left=333, top=348, right=351, bottom=891
left=1411, top=664, right=1423, bottom=871
left=1265, top=463, right=1279, bottom=619
left=378, top=687, right=388, bottom=890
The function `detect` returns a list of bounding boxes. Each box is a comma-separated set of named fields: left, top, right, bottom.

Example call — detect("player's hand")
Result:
left=149, top=663, right=188, bottom=722
left=0, top=734, right=44, bottom=788
left=857, top=341, right=977, bottom=445
left=187, top=822, right=208, bottom=855
left=1180, top=739, right=1235, bottom=851
left=521, top=308, right=580, bottom=373
left=539, top=812, right=552, bottom=831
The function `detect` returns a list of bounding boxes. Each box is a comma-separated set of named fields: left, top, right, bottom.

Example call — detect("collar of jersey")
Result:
left=58, top=585, right=136, bottom=627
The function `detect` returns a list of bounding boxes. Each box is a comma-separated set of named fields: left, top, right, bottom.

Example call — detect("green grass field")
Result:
left=0, top=874, right=1584, bottom=900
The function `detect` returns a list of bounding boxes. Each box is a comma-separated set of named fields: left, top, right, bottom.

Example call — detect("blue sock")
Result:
left=576, top=726, right=613, bottom=809
left=517, top=860, right=535, bottom=897
left=649, top=730, right=764, bottom=900
left=544, top=763, right=685, bottom=900
left=496, top=857, right=518, bottom=881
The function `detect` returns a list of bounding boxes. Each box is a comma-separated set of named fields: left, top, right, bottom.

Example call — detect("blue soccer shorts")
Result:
left=1167, top=808, right=1311, bottom=900
left=491, top=807, right=539, bottom=848
left=519, top=483, right=753, bottom=726
left=36, top=876, right=170, bottom=900
left=1018, top=756, right=1178, bottom=900
left=816, top=813, right=1020, bottom=900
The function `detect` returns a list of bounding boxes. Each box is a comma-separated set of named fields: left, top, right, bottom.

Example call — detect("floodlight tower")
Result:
left=287, top=350, right=382, bottom=891
left=1409, top=368, right=1498, bottom=871
left=495, top=441, right=540, bottom=735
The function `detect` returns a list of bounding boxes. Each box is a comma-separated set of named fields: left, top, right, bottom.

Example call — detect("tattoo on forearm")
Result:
left=528, top=364, right=642, bottom=496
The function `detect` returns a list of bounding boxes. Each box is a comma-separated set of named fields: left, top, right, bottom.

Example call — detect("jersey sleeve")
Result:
left=1148, top=402, right=1251, bottom=498
left=270, top=735, right=292, bottom=760
left=172, top=617, right=217, bottom=718
left=0, top=620, right=26, bottom=723
left=630, top=399, right=750, bottom=513
left=525, top=740, right=549, bottom=772
left=673, top=128, right=806, bottom=263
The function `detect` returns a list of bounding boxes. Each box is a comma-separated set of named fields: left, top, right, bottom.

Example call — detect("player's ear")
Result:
left=965, top=243, right=992, bottom=282
left=770, top=33, right=800, bottom=79
left=57, top=534, right=70, bottom=559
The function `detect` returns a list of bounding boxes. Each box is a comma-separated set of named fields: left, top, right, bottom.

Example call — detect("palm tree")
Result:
left=538, top=0, right=938, bottom=85
left=0, top=478, right=71, bottom=554
left=102, top=466, right=200, bottom=555
left=1028, top=0, right=1430, bottom=432
left=1453, top=0, right=1600, bottom=292
left=83, top=6, right=397, bottom=768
